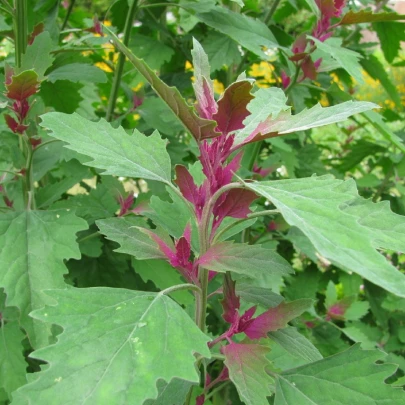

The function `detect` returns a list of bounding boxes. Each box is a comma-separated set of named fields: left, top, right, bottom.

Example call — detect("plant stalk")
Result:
left=14, top=0, right=28, bottom=68
left=106, top=0, right=138, bottom=122
left=61, top=0, right=76, bottom=31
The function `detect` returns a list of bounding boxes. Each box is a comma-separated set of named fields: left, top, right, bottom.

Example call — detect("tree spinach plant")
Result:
left=1, top=0, right=405, bottom=404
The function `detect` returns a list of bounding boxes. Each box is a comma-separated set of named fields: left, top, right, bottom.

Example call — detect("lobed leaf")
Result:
left=245, top=176, right=405, bottom=297
left=40, top=113, right=172, bottom=184
left=12, top=288, right=211, bottom=405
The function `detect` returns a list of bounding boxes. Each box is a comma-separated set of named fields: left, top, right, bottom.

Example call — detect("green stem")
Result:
left=205, top=381, right=230, bottom=401
left=264, top=0, right=282, bottom=25
left=32, top=139, right=61, bottom=152
left=61, top=0, right=76, bottom=30
left=14, top=0, right=28, bottom=68
left=160, top=283, right=202, bottom=297
left=1, top=0, right=14, bottom=14
left=24, top=138, right=35, bottom=210
left=106, top=0, right=138, bottom=122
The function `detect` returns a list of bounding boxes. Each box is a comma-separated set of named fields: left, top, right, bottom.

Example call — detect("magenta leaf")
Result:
left=326, top=295, right=356, bottom=321
left=4, top=114, right=28, bottom=134
left=222, top=343, right=275, bottom=405
left=174, top=165, right=200, bottom=206
left=140, top=228, right=177, bottom=262
left=301, top=57, right=318, bottom=80
left=6, top=70, right=39, bottom=101
left=191, top=38, right=217, bottom=120
left=221, top=276, right=240, bottom=324
left=244, top=299, right=312, bottom=339
left=214, top=188, right=258, bottom=225
left=213, top=80, right=254, bottom=135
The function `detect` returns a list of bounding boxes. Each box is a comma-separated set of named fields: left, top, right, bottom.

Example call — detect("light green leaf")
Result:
left=96, top=217, right=168, bottom=260
left=198, top=241, right=294, bottom=278
left=130, top=34, right=174, bottom=70
left=245, top=176, right=405, bottom=297
left=194, top=6, right=280, bottom=58
left=223, top=343, right=274, bottom=405
left=275, top=344, right=404, bottom=404
left=0, top=321, right=27, bottom=398
left=310, top=36, right=364, bottom=84
left=202, top=31, right=242, bottom=72
left=268, top=326, right=323, bottom=364
left=236, top=283, right=284, bottom=308
left=47, top=63, right=107, bottom=83
left=18, top=31, right=54, bottom=80
left=143, top=378, right=194, bottom=405
left=0, top=210, right=87, bottom=348
left=40, top=113, right=172, bottom=184
left=12, top=288, right=211, bottom=405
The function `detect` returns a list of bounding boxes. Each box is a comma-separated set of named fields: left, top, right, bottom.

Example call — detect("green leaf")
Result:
left=236, top=99, right=377, bottom=145
left=245, top=176, right=405, bottom=297
left=104, top=25, right=219, bottom=141
left=130, top=34, right=174, bottom=70
left=202, top=31, right=241, bottom=72
left=310, top=37, right=364, bottom=84
left=198, top=241, right=293, bottom=278
left=373, top=22, right=405, bottom=64
left=39, top=80, right=83, bottom=114
left=360, top=55, right=402, bottom=109
left=143, top=378, right=194, bottom=405
left=194, top=6, right=280, bottom=58
left=339, top=10, right=405, bottom=25
left=0, top=321, right=27, bottom=398
left=12, top=288, right=211, bottom=405
left=302, top=0, right=320, bottom=17
left=97, top=217, right=167, bottom=260
left=0, top=210, right=87, bottom=348
left=268, top=326, right=323, bottom=364
left=40, top=113, right=172, bottom=184
left=274, top=344, right=404, bottom=404
left=47, top=63, right=107, bottom=83
left=236, top=283, right=284, bottom=308
left=18, top=31, right=54, bottom=80
left=223, top=343, right=274, bottom=405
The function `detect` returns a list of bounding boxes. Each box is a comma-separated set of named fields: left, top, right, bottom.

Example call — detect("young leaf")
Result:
left=0, top=321, right=27, bottom=398
left=6, top=70, right=39, bottom=101
left=244, top=176, right=405, bottom=297
left=12, top=288, right=211, bottom=405
left=268, top=326, right=323, bottom=364
left=244, top=299, right=312, bottom=339
left=40, top=113, right=172, bottom=184
left=274, top=344, right=405, bottom=404
left=339, top=10, right=405, bottom=25
left=0, top=210, right=87, bottom=348
left=213, top=80, right=254, bottom=135
left=96, top=217, right=169, bottom=260
left=197, top=242, right=293, bottom=278
left=223, top=343, right=274, bottom=405
left=104, top=25, right=219, bottom=141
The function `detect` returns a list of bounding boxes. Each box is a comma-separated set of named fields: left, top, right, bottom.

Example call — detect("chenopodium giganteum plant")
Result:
left=7, top=24, right=405, bottom=405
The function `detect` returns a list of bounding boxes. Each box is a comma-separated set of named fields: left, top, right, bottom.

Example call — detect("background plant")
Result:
left=0, top=1, right=405, bottom=404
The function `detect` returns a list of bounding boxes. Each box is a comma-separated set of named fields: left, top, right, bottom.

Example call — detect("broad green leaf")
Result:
left=236, top=283, right=284, bottom=308
left=104, top=25, right=219, bottom=141
left=362, top=110, right=405, bottom=153
left=39, top=80, right=83, bottom=114
left=198, top=241, right=293, bottom=278
left=97, top=217, right=168, bottom=260
left=310, top=37, right=364, bottom=84
left=12, top=288, right=211, bottom=405
left=194, top=6, right=281, bottom=58
left=130, top=34, right=174, bottom=70
left=274, top=344, right=404, bottom=404
left=268, top=326, right=323, bottom=364
left=143, top=378, right=194, bottom=405
left=202, top=31, right=241, bottom=72
left=223, top=343, right=274, bottom=405
left=47, top=63, right=107, bottom=83
left=360, top=55, right=402, bottom=109
left=18, top=31, right=54, bottom=80
left=245, top=176, right=405, bottom=297
left=0, top=321, right=27, bottom=398
left=340, top=10, right=405, bottom=25
left=373, top=22, right=405, bottom=64
left=40, top=112, right=172, bottom=184
left=235, top=98, right=377, bottom=145
left=0, top=210, right=86, bottom=348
